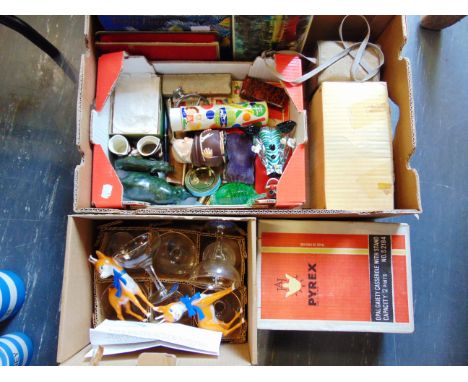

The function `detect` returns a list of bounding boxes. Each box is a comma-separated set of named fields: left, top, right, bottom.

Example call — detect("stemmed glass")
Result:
left=154, top=231, right=198, bottom=277
left=190, top=223, right=241, bottom=290
left=113, top=230, right=178, bottom=304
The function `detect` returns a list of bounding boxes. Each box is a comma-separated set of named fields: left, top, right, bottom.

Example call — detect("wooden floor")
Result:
left=0, top=16, right=466, bottom=365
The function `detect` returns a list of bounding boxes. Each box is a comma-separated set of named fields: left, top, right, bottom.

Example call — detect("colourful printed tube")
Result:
left=169, top=101, right=268, bottom=132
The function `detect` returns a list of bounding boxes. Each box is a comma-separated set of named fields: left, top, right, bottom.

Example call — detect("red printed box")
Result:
left=257, top=220, right=414, bottom=333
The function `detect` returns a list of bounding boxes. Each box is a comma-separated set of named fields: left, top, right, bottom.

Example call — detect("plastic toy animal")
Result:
left=154, top=285, right=244, bottom=337
left=116, top=170, right=191, bottom=205
left=210, top=182, right=265, bottom=206
left=114, top=156, right=173, bottom=175
left=89, top=250, right=154, bottom=321
left=243, top=120, right=296, bottom=176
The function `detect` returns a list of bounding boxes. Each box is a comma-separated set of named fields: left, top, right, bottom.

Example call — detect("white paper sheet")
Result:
left=86, top=320, right=222, bottom=358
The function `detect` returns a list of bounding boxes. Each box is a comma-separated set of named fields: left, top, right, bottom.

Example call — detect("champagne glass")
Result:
left=212, top=289, right=243, bottom=323
left=102, top=231, right=134, bottom=255
left=154, top=231, right=198, bottom=277
left=190, top=224, right=241, bottom=290
left=113, top=231, right=178, bottom=304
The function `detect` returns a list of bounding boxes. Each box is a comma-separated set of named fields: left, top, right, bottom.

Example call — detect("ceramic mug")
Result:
left=137, top=136, right=161, bottom=157
left=0, top=332, right=33, bottom=366
left=0, top=270, right=25, bottom=322
left=108, top=135, right=131, bottom=156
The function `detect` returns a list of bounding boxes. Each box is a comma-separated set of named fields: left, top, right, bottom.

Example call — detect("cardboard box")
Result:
left=257, top=220, right=413, bottom=333
left=57, top=216, right=413, bottom=365
left=74, top=16, right=421, bottom=217
left=57, top=215, right=258, bottom=366
left=302, top=15, right=421, bottom=217
left=310, top=82, right=394, bottom=211
left=89, top=51, right=307, bottom=210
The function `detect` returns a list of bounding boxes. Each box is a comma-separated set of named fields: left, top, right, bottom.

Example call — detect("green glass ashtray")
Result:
left=185, top=167, right=221, bottom=197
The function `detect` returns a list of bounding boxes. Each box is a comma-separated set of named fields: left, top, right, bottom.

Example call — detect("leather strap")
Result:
left=262, top=15, right=384, bottom=85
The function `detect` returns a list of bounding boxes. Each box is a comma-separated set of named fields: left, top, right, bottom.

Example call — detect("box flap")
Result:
left=274, top=53, right=304, bottom=112
left=57, top=217, right=94, bottom=363
left=377, top=16, right=421, bottom=212
left=275, top=143, right=306, bottom=208
left=257, top=220, right=414, bottom=333
left=90, top=100, right=111, bottom=146
left=95, top=52, right=159, bottom=113
left=137, top=352, right=177, bottom=366
left=95, top=51, right=125, bottom=112
left=91, top=145, right=123, bottom=208
left=61, top=343, right=252, bottom=366
left=249, top=54, right=304, bottom=112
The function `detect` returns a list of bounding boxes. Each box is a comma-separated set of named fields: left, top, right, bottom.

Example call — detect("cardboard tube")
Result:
left=137, top=136, right=161, bottom=157
left=169, top=102, right=268, bottom=132
left=108, top=135, right=130, bottom=156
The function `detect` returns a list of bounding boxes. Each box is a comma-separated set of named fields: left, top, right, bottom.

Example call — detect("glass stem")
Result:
left=212, top=225, right=226, bottom=261
left=146, top=265, right=167, bottom=295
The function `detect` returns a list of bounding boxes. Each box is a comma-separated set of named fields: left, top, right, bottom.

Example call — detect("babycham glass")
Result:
left=113, top=231, right=178, bottom=304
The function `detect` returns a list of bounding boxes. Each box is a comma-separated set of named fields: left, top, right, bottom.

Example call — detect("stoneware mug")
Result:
left=108, top=134, right=131, bottom=156
left=137, top=136, right=161, bottom=157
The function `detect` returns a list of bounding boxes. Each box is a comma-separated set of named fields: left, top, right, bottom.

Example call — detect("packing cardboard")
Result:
left=310, top=82, right=394, bottom=211
left=57, top=215, right=257, bottom=366
left=257, top=219, right=414, bottom=333
left=74, top=16, right=421, bottom=217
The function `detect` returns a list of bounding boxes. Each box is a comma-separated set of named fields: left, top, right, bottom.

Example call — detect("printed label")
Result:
left=369, top=235, right=394, bottom=322
left=101, top=184, right=113, bottom=199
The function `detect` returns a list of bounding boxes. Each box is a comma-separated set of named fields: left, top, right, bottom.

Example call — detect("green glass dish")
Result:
left=184, top=167, right=221, bottom=198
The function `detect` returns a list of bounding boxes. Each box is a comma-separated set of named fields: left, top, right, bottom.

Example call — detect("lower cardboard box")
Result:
left=57, top=215, right=413, bottom=366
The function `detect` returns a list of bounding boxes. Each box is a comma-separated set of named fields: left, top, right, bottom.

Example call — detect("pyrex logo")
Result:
left=274, top=274, right=304, bottom=298
left=308, top=263, right=318, bottom=306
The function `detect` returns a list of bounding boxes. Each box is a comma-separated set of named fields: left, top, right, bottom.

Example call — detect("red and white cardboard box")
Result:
left=257, top=219, right=414, bottom=333
left=90, top=51, right=307, bottom=210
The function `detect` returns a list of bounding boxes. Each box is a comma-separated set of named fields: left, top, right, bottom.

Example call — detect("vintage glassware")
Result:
left=212, top=290, right=243, bottom=330
left=190, top=224, right=241, bottom=290
left=113, top=231, right=178, bottom=304
left=103, top=231, right=134, bottom=255
left=154, top=231, right=198, bottom=277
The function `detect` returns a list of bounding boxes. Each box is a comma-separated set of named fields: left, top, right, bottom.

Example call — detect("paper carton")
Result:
left=257, top=219, right=414, bottom=333
left=57, top=215, right=257, bottom=366
left=310, top=82, right=394, bottom=211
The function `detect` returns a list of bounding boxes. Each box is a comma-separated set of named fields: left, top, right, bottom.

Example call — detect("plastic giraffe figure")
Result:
left=154, top=284, right=244, bottom=337
left=89, top=250, right=154, bottom=321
